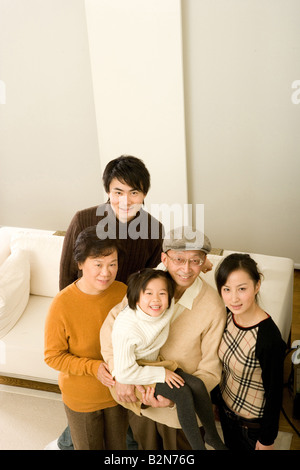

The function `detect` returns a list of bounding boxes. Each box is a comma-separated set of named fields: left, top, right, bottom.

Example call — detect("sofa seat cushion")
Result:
left=0, top=295, right=58, bottom=383
left=0, top=249, right=30, bottom=339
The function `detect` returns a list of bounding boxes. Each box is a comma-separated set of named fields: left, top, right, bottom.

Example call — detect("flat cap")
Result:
left=162, top=226, right=211, bottom=254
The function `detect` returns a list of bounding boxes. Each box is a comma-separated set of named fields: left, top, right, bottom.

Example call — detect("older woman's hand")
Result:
left=97, top=362, right=115, bottom=387
left=114, top=381, right=142, bottom=403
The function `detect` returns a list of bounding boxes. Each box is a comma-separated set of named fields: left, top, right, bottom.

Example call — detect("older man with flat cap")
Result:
left=100, top=226, right=226, bottom=450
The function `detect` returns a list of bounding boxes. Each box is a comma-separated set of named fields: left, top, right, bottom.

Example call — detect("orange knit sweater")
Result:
left=44, top=280, right=127, bottom=412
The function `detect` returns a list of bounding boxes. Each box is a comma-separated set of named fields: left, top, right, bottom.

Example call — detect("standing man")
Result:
left=46, top=155, right=164, bottom=450
left=100, top=226, right=226, bottom=450
left=59, top=155, right=163, bottom=291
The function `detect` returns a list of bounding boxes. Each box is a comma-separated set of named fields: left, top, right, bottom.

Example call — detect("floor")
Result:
left=0, top=385, right=66, bottom=450
left=0, top=271, right=299, bottom=450
left=0, top=384, right=293, bottom=451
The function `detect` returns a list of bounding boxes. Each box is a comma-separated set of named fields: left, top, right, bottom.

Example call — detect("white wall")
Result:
left=84, top=0, right=188, bottom=209
left=182, top=0, right=300, bottom=264
left=0, top=0, right=102, bottom=231
left=0, top=0, right=188, bottom=232
left=0, top=0, right=299, bottom=264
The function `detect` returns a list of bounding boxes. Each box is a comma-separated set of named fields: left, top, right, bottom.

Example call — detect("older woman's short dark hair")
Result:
left=127, top=268, right=175, bottom=310
left=74, top=226, right=121, bottom=264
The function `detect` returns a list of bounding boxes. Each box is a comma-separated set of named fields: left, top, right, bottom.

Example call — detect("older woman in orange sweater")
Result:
left=44, top=226, right=128, bottom=450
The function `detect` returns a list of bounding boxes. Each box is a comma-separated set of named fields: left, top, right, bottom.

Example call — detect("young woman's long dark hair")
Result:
left=215, top=253, right=262, bottom=298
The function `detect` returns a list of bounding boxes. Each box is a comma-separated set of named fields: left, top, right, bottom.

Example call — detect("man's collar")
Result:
left=176, top=276, right=202, bottom=310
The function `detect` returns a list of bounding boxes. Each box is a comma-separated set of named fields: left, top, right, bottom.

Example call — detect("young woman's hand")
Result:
left=164, top=369, right=185, bottom=389
left=255, top=441, right=274, bottom=450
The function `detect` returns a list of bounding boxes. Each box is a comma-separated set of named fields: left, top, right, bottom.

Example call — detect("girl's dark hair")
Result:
left=215, top=253, right=262, bottom=296
left=127, top=268, right=175, bottom=310
left=102, top=155, right=150, bottom=195
left=74, top=226, right=121, bottom=264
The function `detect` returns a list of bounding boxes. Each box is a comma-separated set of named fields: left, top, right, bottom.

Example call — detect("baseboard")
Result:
left=0, top=375, right=60, bottom=394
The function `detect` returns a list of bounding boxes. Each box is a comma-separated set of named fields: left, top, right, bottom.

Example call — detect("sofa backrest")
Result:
left=201, top=253, right=224, bottom=289
left=0, top=227, right=293, bottom=342
left=0, top=227, right=64, bottom=298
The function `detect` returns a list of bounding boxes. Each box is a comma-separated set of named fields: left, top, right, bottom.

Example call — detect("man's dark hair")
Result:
left=102, top=155, right=150, bottom=195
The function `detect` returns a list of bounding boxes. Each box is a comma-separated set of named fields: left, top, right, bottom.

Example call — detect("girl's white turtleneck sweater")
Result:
left=111, top=302, right=174, bottom=385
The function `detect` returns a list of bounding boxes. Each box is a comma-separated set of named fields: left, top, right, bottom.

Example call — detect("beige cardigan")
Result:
left=100, top=277, right=226, bottom=428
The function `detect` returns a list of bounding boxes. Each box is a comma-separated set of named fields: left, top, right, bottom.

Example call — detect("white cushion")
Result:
left=10, top=232, right=64, bottom=297
left=203, top=253, right=224, bottom=289
left=0, top=226, right=56, bottom=267
left=0, top=249, right=30, bottom=339
left=0, top=227, right=15, bottom=266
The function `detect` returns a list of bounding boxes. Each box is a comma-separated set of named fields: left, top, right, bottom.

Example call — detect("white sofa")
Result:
left=0, top=227, right=64, bottom=384
left=0, top=226, right=294, bottom=385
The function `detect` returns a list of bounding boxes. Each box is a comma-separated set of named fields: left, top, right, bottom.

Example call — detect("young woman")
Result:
left=110, top=268, right=227, bottom=450
left=44, top=226, right=128, bottom=450
left=213, top=253, right=286, bottom=450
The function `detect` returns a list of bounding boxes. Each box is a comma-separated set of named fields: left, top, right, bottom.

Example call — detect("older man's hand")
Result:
left=114, top=382, right=146, bottom=403
left=202, top=258, right=213, bottom=273
left=141, top=386, right=173, bottom=408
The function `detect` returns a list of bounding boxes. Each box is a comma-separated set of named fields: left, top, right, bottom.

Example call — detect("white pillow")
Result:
left=0, top=249, right=30, bottom=339
left=10, top=232, right=64, bottom=297
left=0, top=227, right=14, bottom=266
left=202, top=253, right=224, bottom=289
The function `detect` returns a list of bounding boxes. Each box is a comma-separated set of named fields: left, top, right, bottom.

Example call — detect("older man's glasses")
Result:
left=166, top=252, right=205, bottom=266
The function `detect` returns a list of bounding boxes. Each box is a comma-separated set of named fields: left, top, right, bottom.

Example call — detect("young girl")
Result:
left=111, top=268, right=227, bottom=450
left=213, top=253, right=286, bottom=451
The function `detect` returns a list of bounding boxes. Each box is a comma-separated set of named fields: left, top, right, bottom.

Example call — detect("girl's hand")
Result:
left=97, top=362, right=115, bottom=387
left=255, top=441, right=274, bottom=450
left=165, top=369, right=185, bottom=389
